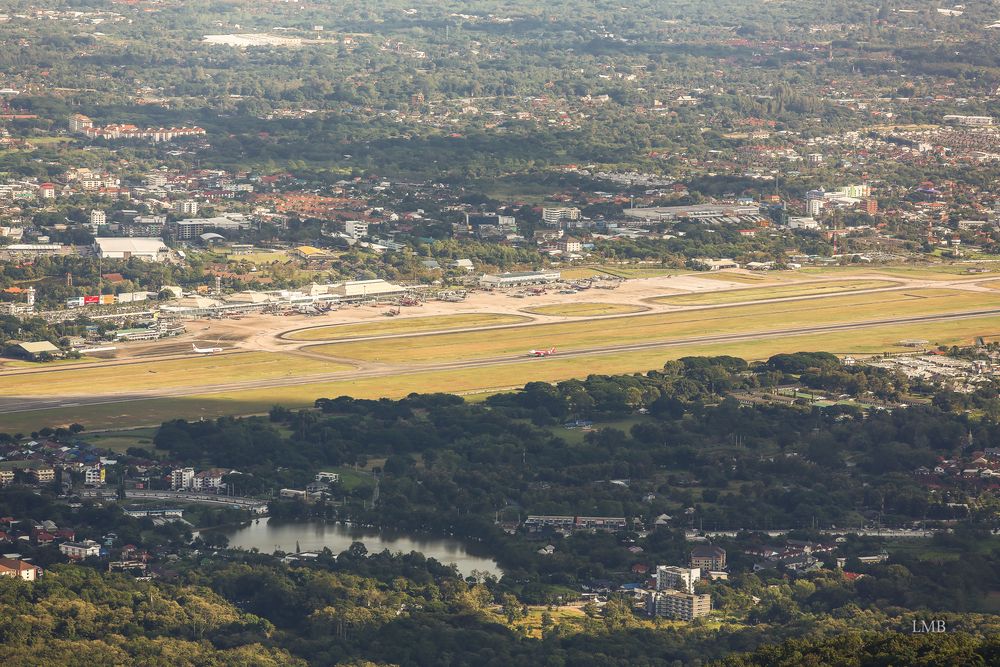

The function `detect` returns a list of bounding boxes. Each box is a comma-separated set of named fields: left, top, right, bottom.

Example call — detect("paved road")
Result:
left=2, top=306, right=999, bottom=415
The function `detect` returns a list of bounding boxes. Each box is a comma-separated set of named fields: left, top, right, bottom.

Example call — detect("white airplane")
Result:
left=528, top=347, right=556, bottom=357
left=191, top=343, right=223, bottom=355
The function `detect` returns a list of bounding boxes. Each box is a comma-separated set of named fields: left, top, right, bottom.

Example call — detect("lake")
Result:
left=217, top=519, right=502, bottom=578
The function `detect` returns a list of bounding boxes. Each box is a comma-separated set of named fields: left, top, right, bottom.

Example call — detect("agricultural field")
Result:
left=6, top=310, right=1000, bottom=433
left=284, top=313, right=531, bottom=341
left=0, top=352, right=352, bottom=397
left=312, top=288, right=998, bottom=364
left=524, top=302, right=647, bottom=317
left=648, top=279, right=900, bottom=306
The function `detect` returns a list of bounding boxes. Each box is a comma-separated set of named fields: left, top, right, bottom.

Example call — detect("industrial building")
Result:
left=93, top=237, right=170, bottom=262
left=330, top=279, right=409, bottom=299
left=479, top=270, right=561, bottom=287
left=623, top=203, right=763, bottom=224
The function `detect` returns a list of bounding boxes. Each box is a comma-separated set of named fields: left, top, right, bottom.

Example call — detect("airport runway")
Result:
left=2, top=306, right=998, bottom=416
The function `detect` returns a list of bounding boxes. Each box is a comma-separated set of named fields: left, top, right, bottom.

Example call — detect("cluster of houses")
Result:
left=864, top=353, right=999, bottom=394
left=914, top=448, right=1000, bottom=487
left=743, top=540, right=837, bottom=573
left=0, top=438, right=114, bottom=492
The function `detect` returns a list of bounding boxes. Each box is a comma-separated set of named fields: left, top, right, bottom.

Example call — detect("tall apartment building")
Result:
left=69, top=114, right=94, bottom=132
left=89, top=209, right=106, bottom=226
left=173, top=200, right=199, bottom=216
left=145, top=172, right=169, bottom=187
left=656, top=565, right=701, bottom=594
left=122, top=215, right=167, bottom=237
left=171, top=467, right=194, bottom=490
left=646, top=590, right=712, bottom=620
left=690, top=545, right=727, bottom=571
left=542, top=207, right=582, bottom=224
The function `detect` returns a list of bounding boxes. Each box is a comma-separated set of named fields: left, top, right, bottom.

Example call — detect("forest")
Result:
left=147, top=354, right=1000, bottom=589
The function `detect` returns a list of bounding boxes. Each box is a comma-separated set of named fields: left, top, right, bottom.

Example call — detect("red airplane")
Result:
left=528, top=347, right=556, bottom=357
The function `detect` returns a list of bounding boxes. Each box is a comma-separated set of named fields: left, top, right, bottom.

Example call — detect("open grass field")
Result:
left=558, top=267, right=607, bottom=280
left=284, top=313, right=531, bottom=341
left=223, top=250, right=290, bottom=265
left=524, top=302, right=647, bottom=317
left=0, top=356, right=102, bottom=370
left=695, top=272, right=786, bottom=284
left=0, top=352, right=352, bottom=397
left=514, top=606, right=588, bottom=639
left=596, top=266, right=679, bottom=279
left=311, top=288, right=999, bottom=364
left=81, top=428, right=158, bottom=453
left=801, top=264, right=1000, bottom=281
left=648, top=279, right=900, bottom=306
left=11, top=309, right=1000, bottom=433
left=975, top=279, right=1000, bottom=291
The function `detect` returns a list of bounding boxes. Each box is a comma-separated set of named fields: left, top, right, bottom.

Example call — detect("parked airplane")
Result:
left=191, top=343, right=223, bottom=354
left=528, top=347, right=556, bottom=357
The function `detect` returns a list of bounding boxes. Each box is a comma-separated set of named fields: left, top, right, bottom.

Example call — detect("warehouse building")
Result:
left=93, top=237, right=169, bottom=262
left=479, top=270, right=561, bottom=287
left=330, top=279, right=408, bottom=300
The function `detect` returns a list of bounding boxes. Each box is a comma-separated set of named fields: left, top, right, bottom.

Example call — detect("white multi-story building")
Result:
left=542, top=207, right=581, bottom=224
left=59, top=539, right=101, bottom=560
left=343, top=220, right=369, bottom=238
left=146, top=172, right=169, bottom=187
left=69, top=114, right=94, bottom=132
left=171, top=467, right=194, bottom=490
left=89, top=210, right=106, bottom=226
left=84, top=465, right=105, bottom=487
left=173, top=200, right=199, bottom=216
left=656, top=565, right=701, bottom=594
left=192, top=469, right=228, bottom=491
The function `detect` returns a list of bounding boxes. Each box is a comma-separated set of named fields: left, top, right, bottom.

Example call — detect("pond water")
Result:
left=217, top=519, right=502, bottom=578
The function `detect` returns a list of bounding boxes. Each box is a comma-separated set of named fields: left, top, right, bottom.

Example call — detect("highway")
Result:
left=2, top=305, right=999, bottom=415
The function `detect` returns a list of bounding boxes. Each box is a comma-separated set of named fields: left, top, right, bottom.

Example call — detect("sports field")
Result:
left=648, top=279, right=899, bottom=306
left=524, top=302, right=647, bottom=317
left=310, top=288, right=997, bottom=364
left=284, top=313, right=530, bottom=341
